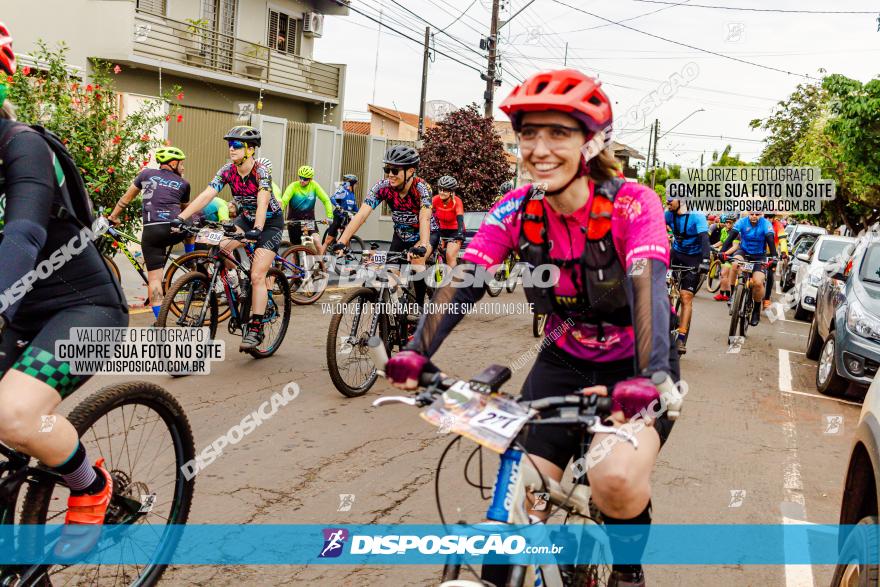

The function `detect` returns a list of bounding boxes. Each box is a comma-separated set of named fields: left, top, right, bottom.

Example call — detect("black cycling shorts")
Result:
left=142, top=223, right=188, bottom=271
left=518, top=343, right=680, bottom=471
left=435, top=228, right=464, bottom=243
left=670, top=250, right=701, bottom=294
left=733, top=250, right=768, bottom=274
left=235, top=214, right=284, bottom=252
left=387, top=232, right=440, bottom=265
left=1, top=304, right=129, bottom=398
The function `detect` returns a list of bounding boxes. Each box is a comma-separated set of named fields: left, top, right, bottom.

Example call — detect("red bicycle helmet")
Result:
left=0, top=22, right=15, bottom=76
left=500, top=69, right=612, bottom=135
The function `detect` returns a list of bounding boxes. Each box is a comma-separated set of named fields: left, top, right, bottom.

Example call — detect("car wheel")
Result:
left=794, top=296, right=811, bottom=322
left=817, top=335, right=849, bottom=396
left=805, top=314, right=822, bottom=361
left=831, top=515, right=879, bottom=587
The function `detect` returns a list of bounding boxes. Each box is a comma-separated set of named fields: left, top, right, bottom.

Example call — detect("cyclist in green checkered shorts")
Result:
left=0, top=29, right=128, bottom=542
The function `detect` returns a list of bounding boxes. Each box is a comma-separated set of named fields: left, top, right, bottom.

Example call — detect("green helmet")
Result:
left=298, top=165, right=315, bottom=179
left=155, top=146, right=186, bottom=164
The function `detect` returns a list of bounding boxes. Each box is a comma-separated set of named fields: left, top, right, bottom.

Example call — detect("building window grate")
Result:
left=268, top=9, right=299, bottom=55
left=136, top=0, right=167, bottom=15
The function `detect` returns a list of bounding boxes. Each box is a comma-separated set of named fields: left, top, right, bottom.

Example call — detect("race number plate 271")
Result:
left=195, top=229, right=223, bottom=245
left=471, top=400, right=529, bottom=440
left=741, top=262, right=754, bottom=271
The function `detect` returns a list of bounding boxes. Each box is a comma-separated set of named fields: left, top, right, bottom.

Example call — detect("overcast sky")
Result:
left=314, top=0, right=876, bottom=170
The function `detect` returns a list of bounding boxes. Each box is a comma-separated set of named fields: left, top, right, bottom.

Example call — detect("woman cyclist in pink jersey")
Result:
left=383, top=69, right=679, bottom=587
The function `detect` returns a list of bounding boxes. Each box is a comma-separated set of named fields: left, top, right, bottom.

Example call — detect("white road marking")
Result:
left=778, top=349, right=815, bottom=587
left=781, top=389, right=862, bottom=407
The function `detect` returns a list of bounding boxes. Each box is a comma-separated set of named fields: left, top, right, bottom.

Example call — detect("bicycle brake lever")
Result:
left=372, top=396, right=418, bottom=407
left=589, top=423, right=640, bottom=449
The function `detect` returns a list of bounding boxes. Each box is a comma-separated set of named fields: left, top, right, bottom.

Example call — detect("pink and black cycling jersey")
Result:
left=364, top=177, right=439, bottom=243
left=209, top=161, right=282, bottom=221
left=463, top=182, right=670, bottom=363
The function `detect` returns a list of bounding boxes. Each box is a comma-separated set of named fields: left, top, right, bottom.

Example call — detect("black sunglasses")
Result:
left=383, top=167, right=405, bottom=175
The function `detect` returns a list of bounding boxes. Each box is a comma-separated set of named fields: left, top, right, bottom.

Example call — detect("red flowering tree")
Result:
left=420, top=104, right=513, bottom=211
left=8, top=41, right=182, bottom=249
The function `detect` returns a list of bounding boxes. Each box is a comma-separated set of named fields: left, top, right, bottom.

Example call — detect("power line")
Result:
left=439, top=0, right=479, bottom=32
left=556, top=0, right=693, bottom=33
left=549, top=0, right=818, bottom=79
left=342, top=0, right=486, bottom=74
left=632, top=1, right=878, bottom=14
left=387, top=0, right=487, bottom=61
left=433, top=0, right=488, bottom=35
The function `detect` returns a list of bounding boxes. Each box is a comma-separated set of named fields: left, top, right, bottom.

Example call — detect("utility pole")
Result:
left=418, top=26, right=430, bottom=140
left=651, top=118, right=660, bottom=189
left=564, top=42, right=568, bottom=66
left=645, top=122, right=654, bottom=181
left=482, top=0, right=501, bottom=118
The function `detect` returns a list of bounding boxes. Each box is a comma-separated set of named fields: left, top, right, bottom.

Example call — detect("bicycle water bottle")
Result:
left=486, top=447, right=524, bottom=523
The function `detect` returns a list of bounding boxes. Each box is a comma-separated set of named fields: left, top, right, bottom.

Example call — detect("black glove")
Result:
left=699, top=260, right=710, bottom=274
left=170, top=217, right=189, bottom=232
left=244, top=228, right=262, bottom=241
left=332, top=242, right=348, bottom=253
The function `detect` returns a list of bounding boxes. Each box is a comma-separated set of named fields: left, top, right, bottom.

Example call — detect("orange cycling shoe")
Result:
left=54, top=458, right=113, bottom=560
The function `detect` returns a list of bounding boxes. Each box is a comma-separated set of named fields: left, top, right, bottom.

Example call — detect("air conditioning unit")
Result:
left=303, top=12, right=324, bottom=38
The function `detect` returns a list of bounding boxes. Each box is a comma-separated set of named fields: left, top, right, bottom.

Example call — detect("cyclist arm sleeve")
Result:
left=721, top=229, right=739, bottom=251
left=700, top=231, right=710, bottom=259
left=0, top=132, right=54, bottom=322
left=280, top=183, right=296, bottom=209
left=315, top=184, right=334, bottom=219
left=766, top=232, right=778, bottom=257
left=625, top=258, right=671, bottom=375
left=405, top=264, right=490, bottom=358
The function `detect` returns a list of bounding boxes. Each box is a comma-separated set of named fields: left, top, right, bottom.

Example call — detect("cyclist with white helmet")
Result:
left=431, top=175, right=465, bottom=267
left=109, top=146, right=191, bottom=320
left=281, top=164, right=333, bottom=247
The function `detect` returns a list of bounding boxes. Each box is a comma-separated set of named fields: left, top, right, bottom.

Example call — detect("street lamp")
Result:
left=659, top=108, right=706, bottom=140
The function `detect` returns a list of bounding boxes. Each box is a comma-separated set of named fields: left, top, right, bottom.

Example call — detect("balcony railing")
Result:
left=133, top=10, right=340, bottom=100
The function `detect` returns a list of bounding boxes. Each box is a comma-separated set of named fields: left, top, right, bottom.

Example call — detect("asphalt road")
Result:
left=84, top=269, right=863, bottom=586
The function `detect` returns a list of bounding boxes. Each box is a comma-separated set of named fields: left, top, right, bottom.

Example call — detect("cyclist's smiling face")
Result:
left=749, top=212, right=761, bottom=225
left=385, top=166, right=406, bottom=189
left=518, top=111, right=586, bottom=193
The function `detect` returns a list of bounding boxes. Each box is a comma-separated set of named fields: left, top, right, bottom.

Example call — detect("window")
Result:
left=268, top=9, right=299, bottom=55
left=136, top=0, right=167, bottom=15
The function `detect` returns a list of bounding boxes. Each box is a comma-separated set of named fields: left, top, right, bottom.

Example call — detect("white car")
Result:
left=793, top=234, right=856, bottom=320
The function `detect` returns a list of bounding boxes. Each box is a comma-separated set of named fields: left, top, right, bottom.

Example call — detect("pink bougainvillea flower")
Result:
left=165, top=115, right=171, bottom=122
left=112, top=135, right=121, bottom=144
left=107, top=167, right=115, bottom=174
left=84, top=146, right=92, bottom=153
left=86, top=84, right=93, bottom=92
left=176, top=114, right=183, bottom=123
left=113, top=65, right=122, bottom=74
left=177, top=92, right=184, bottom=101
left=21, top=66, right=30, bottom=76
left=141, top=134, right=150, bottom=141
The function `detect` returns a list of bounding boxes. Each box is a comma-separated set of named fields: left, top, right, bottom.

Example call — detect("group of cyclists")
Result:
left=0, top=17, right=795, bottom=584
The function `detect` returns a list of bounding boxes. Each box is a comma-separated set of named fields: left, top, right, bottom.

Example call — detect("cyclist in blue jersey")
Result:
left=665, top=198, right=709, bottom=355
left=320, top=174, right=359, bottom=254
left=720, top=211, right=777, bottom=326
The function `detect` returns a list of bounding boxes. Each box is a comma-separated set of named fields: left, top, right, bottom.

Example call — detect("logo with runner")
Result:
left=318, top=528, right=349, bottom=558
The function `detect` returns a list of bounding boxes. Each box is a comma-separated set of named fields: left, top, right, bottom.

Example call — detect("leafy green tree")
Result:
left=749, top=79, right=826, bottom=166
left=641, top=164, right=680, bottom=201
left=7, top=41, right=181, bottom=247
left=420, top=104, right=513, bottom=210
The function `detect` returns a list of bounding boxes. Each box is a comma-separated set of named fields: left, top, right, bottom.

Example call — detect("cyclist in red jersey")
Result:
left=431, top=175, right=465, bottom=267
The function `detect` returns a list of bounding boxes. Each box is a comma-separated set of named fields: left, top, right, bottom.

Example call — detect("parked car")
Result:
left=781, top=233, right=821, bottom=291
left=830, top=375, right=880, bottom=585
left=789, top=224, right=827, bottom=248
left=462, top=211, right=487, bottom=251
left=807, top=236, right=880, bottom=397
left=792, top=235, right=855, bottom=320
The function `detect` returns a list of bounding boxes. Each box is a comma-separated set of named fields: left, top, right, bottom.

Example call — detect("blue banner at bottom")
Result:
left=0, top=524, right=877, bottom=565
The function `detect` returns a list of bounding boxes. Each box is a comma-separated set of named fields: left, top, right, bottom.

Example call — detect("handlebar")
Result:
left=285, top=219, right=329, bottom=227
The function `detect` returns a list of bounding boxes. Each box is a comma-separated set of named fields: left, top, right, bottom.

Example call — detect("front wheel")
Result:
left=326, top=287, right=390, bottom=397
left=728, top=285, right=744, bottom=342
left=158, top=270, right=219, bottom=339
left=245, top=267, right=292, bottom=358
left=281, top=245, right=328, bottom=305
left=19, top=382, right=196, bottom=587
left=705, top=260, right=722, bottom=293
